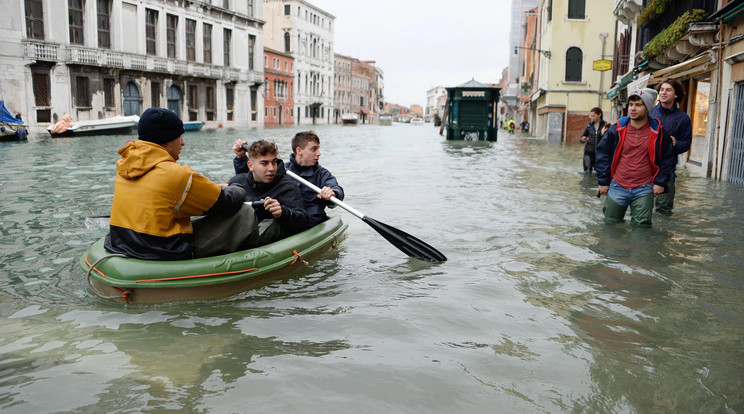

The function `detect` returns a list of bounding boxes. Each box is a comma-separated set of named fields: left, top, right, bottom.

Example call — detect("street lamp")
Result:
left=515, top=46, right=551, bottom=59
left=598, top=32, right=608, bottom=107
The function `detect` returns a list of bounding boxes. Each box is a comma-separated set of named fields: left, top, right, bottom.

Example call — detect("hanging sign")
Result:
left=593, top=59, right=613, bottom=71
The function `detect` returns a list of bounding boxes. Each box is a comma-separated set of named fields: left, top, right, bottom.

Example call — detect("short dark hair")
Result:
left=657, top=78, right=685, bottom=103
left=590, top=107, right=603, bottom=117
left=291, top=131, right=320, bottom=155
left=247, top=140, right=278, bottom=159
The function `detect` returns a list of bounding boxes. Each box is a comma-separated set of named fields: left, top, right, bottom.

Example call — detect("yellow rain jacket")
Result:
left=104, top=140, right=221, bottom=260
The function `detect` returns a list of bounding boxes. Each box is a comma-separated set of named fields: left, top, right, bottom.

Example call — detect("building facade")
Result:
left=504, top=0, right=539, bottom=121
left=333, top=53, right=380, bottom=123
left=425, top=86, right=446, bottom=122
left=263, top=0, right=334, bottom=125
left=263, top=47, right=294, bottom=125
left=531, top=0, right=615, bottom=142
left=3, top=0, right=264, bottom=132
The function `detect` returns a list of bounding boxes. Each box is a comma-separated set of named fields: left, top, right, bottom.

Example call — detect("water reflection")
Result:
left=0, top=129, right=742, bottom=412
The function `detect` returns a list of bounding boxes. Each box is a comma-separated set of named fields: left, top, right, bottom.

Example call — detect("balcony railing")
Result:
left=22, top=40, right=257, bottom=81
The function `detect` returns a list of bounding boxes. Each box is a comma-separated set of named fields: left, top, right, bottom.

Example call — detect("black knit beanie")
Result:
left=138, top=108, right=185, bottom=145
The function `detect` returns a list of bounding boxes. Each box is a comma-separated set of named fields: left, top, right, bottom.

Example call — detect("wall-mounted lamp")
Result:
left=515, top=46, right=551, bottom=59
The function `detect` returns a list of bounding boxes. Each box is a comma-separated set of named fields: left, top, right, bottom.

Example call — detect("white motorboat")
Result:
left=379, top=114, right=392, bottom=126
left=48, top=114, right=139, bottom=137
left=410, top=117, right=424, bottom=125
left=341, top=113, right=359, bottom=125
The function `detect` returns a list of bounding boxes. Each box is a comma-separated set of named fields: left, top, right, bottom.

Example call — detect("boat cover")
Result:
left=0, top=101, right=22, bottom=124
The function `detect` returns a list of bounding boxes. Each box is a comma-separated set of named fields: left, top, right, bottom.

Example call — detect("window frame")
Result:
left=69, top=0, right=84, bottom=45
left=25, top=0, right=45, bottom=40
left=145, top=8, right=158, bottom=56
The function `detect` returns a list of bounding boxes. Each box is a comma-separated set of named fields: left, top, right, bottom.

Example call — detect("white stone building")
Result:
left=425, top=86, right=446, bottom=122
left=0, top=0, right=264, bottom=132
left=263, top=0, right=334, bottom=125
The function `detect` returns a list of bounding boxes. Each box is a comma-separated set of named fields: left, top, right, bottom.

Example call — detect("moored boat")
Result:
left=183, top=120, right=205, bottom=131
left=48, top=114, right=139, bottom=137
left=81, top=216, right=347, bottom=303
left=0, top=101, right=27, bottom=141
left=340, top=113, right=359, bottom=125
left=379, top=114, right=392, bottom=126
left=410, top=117, right=424, bottom=125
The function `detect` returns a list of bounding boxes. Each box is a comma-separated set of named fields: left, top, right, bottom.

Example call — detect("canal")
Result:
left=1, top=125, right=742, bottom=412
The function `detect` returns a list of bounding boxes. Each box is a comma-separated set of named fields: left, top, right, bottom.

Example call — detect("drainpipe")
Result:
left=714, top=22, right=723, bottom=180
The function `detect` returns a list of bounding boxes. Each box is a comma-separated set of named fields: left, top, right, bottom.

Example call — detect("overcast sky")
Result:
left=310, top=0, right=513, bottom=108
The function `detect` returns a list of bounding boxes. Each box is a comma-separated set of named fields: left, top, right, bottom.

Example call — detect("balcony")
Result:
left=22, top=40, right=236, bottom=80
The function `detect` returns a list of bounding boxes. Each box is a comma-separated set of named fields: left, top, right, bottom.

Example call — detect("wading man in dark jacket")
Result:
left=579, top=107, right=610, bottom=175
left=105, top=108, right=254, bottom=260
left=228, top=140, right=308, bottom=244
left=650, top=78, right=692, bottom=215
left=596, top=89, right=675, bottom=226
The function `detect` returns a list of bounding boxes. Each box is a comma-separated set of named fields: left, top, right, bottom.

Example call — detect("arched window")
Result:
left=565, top=47, right=583, bottom=82
left=123, top=81, right=141, bottom=116
left=167, top=85, right=182, bottom=117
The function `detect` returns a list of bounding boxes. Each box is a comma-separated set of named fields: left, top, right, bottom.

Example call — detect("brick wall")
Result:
left=567, top=112, right=589, bottom=143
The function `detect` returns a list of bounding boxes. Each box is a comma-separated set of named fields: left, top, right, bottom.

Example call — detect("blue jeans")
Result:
left=608, top=180, right=653, bottom=207
left=603, top=180, right=654, bottom=226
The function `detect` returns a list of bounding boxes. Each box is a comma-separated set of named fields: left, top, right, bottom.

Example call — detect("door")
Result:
left=123, top=81, right=140, bottom=116
left=728, top=82, right=744, bottom=185
left=167, top=85, right=182, bottom=117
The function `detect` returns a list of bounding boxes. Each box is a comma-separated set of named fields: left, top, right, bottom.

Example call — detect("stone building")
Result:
left=263, top=0, right=334, bottom=125
left=263, top=47, right=294, bottom=125
left=2, top=0, right=265, bottom=132
left=333, top=53, right=382, bottom=124
left=425, top=86, right=446, bottom=122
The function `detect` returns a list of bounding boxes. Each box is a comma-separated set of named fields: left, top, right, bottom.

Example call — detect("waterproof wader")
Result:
left=192, top=203, right=259, bottom=257
left=655, top=173, right=675, bottom=214
left=603, top=193, right=654, bottom=226
left=583, top=152, right=595, bottom=174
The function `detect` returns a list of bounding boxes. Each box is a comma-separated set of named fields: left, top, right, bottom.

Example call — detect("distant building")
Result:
left=504, top=0, right=538, bottom=121
left=333, top=54, right=382, bottom=123
left=263, top=0, right=334, bottom=125
left=425, top=86, right=446, bottom=122
left=531, top=0, right=614, bottom=142
left=409, top=104, right=423, bottom=117
left=263, top=48, right=294, bottom=125
left=3, top=0, right=264, bottom=131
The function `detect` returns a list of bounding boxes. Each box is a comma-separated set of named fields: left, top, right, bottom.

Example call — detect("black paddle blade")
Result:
left=362, top=216, right=447, bottom=263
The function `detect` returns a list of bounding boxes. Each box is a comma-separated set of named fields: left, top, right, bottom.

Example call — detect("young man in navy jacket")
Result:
left=596, top=88, right=675, bottom=226
left=650, top=78, right=692, bottom=215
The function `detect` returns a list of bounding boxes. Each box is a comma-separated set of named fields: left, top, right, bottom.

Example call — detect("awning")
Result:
left=606, top=86, right=618, bottom=99
left=361, top=110, right=370, bottom=114
left=627, top=74, right=651, bottom=94
left=650, top=53, right=710, bottom=81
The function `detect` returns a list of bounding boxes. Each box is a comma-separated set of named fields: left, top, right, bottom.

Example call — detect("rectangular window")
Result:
left=284, top=4, right=290, bottom=15
left=203, top=23, right=212, bottom=63
left=250, top=88, right=257, bottom=121
left=104, top=78, right=115, bottom=107
left=69, top=0, right=84, bottom=45
left=167, top=14, right=177, bottom=59
left=97, top=0, right=110, bottom=48
left=188, top=85, right=198, bottom=121
left=249, top=35, right=255, bottom=70
left=206, top=86, right=215, bottom=121
left=186, top=19, right=196, bottom=61
left=246, top=0, right=253, bottom=17
left=151, top=81, right=160, bottom=107
left=146, top=9, right=158, bottom=55
left=226, top=86, right=234, bottom=121
left=32, top=72, right=50, bottom=106
left=223, top=0, right=229, bottom=9
left=273, top=107, right=277, bottom=117
left=264, top=55, right=268, bottom=68
left=25, top=0, right=45, bottom=39
left=76, top=76, right=90, bottom=107
left=547, top=0, right=552, bottom=22
left=265, top=106, right=268, bottom=117
left=223, top=28, right=232, bottom=66
left=285, top=61, right=288, bottom=72
left=568, top=0, right=585, bottom=19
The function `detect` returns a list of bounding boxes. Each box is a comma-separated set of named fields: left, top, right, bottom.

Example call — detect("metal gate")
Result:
left=728, top=82, right=744, bottom=185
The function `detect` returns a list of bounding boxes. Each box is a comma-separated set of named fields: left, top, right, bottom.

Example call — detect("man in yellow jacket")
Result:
left=105, top=108, right=255, bottom=260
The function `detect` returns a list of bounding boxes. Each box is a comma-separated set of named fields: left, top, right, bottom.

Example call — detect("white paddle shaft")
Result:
left=285, top=170, right=364, bottom=220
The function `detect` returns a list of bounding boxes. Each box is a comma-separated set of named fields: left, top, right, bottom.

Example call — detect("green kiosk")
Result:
left=443, top=80, right=500, bottom=141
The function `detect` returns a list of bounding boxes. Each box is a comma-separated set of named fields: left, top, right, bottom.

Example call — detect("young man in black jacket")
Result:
left=228, top=140, right=309, bottom=244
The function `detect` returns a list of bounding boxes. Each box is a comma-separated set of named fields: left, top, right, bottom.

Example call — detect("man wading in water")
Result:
left=595, top=89, right=675, bottom=226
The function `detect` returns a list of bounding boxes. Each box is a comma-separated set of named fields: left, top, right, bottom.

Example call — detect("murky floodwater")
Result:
left=1, top=125, right=742, bottom=413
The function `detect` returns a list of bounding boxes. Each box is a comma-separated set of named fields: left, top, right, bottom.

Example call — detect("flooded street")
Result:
left=1, top=125, right=742, bottom=413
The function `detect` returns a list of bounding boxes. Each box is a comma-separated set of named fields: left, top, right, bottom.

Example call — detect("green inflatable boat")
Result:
left=81, top=217, right=347, bottom=303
